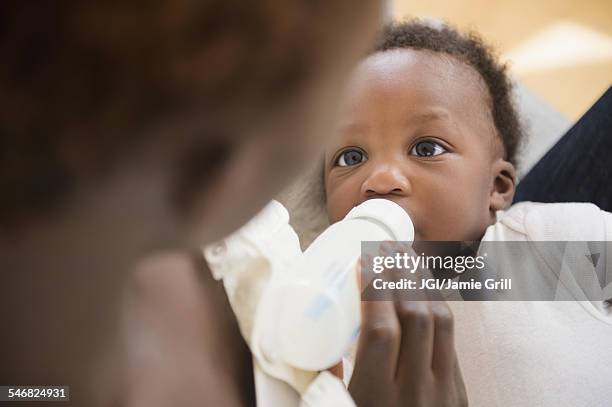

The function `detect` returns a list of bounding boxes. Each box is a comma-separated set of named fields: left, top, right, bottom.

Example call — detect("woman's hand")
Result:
left=349, top=246, right=467, bottom=407
left=349, top=300, right=467, bottom=406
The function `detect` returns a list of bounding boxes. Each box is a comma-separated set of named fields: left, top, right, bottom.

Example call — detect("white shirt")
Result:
left=451, top=202, right=612, bottom=407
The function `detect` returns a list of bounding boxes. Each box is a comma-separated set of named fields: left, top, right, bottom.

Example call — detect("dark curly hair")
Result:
left=375, top=20, right=524, bottom=165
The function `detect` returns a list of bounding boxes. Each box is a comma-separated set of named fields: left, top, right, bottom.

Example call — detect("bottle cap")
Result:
left=345, top=199, right=414, bottom=242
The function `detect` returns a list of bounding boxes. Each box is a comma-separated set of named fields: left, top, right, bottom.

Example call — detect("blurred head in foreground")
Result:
left=0, top=0, right=381, bottom=247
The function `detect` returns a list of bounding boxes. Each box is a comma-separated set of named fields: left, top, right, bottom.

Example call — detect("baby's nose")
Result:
left=361, top=164, right=411, bottom=198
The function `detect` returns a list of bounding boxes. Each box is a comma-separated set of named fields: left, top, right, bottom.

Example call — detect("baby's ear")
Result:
left=489, top=159, right=516, bottom=211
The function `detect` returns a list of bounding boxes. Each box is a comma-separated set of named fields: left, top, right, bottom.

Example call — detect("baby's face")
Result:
left=324, top=49, right=515, bottom=241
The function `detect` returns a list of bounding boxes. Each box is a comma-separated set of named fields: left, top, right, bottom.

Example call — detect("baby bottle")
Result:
left=255, top=199, right=414, bottom=371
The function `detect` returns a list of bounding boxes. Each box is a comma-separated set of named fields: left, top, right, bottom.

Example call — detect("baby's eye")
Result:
left=336, top=149, right=367, bottom=167
left=410, top=140, right=447, bottom=157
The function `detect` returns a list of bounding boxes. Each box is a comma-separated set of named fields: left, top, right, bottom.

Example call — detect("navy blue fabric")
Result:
left=514, top=86, right=612, bottom=211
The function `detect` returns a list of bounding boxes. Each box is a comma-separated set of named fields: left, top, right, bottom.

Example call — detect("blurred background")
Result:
left=391, top=0, right=612, bottom=122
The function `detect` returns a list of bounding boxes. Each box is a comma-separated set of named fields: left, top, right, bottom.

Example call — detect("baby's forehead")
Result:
left=336, top=49, right=502, bottom=155
left=353, top=49, right=492, bottom=111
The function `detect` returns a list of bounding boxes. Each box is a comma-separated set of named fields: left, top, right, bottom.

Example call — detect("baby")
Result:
left=323, top=21, right=612, bottom=406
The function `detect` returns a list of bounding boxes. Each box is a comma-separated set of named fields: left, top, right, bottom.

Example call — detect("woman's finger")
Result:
left=394, top=301, right=435, bottom=384
left=354, top=300, right=401, bottom=381
left=430, top=300, right=456, bottom=379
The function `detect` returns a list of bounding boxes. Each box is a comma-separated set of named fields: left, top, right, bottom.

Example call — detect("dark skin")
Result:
left=325, top=49, right=516, bottom=242
left=324, top=49, right=518, bottom=406
left=123, top=253, right=255, bottom=406
left=350, top=299, right=468, bottom=407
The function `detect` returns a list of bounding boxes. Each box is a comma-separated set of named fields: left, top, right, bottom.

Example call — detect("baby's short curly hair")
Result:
left=376, top=20, right=524, bottom=165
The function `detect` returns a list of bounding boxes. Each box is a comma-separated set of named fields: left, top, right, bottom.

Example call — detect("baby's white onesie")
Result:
left=451, top=202, right=612, bottom=407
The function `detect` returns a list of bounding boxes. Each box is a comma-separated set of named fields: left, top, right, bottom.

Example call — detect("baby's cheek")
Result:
left=328, top=201, right=353, bottom=223
left=325, top=186, right=356, bottom=223
left=421, top=197, right=477, bottom=241
left=448, top=198, right=490, bottom=240
left=429, top=174, right=491, bottom=240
